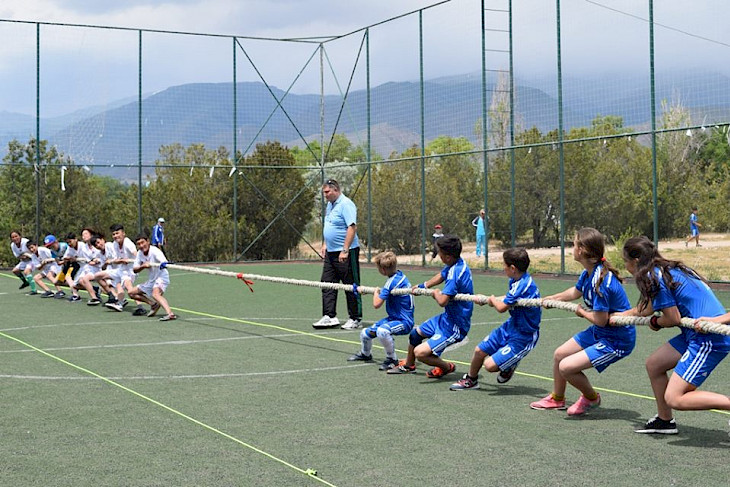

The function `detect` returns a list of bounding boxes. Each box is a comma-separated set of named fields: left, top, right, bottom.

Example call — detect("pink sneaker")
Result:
left=530, top=394, right=567, bottom=410
left=567, top=394, right=601, bottom=416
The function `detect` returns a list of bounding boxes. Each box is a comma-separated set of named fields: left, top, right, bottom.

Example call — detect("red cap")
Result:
left=434, top=224, right=442, bottom=229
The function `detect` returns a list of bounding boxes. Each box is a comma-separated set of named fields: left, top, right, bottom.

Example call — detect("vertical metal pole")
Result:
left=137, top=30, right=143, bottom=234
left=319, top=43, right=326, bottom=230
left=419, top=10, right=427, bottom=266
left=35, top=23, right=41, bottom=241
left=480, top=0, right=489, bottom=269
left=556, top=0, right=566, bottom=273
left=508, top=0, right=516, bottom=247
left=366, top=29, right=372, bottom=263
left=649, top=0, right=658, bottom=245
left=233, top=37, right=238, bottom=259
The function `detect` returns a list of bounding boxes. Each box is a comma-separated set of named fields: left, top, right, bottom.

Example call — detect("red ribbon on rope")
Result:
left=236, top=273, right=255, bottom=293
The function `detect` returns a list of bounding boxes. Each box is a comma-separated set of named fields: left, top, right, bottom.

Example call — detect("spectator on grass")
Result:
left=450, top=247, right=541, bottom=390
left=530, top=227, right=634, bottom=416
left=472, top=209, right=486, bottom=257
left=152, top=217, right=166, bottom=255
left=684, top=207, right=701, bottom=248
left=347, top=251, right=415, bottom=371
left=10, top=230, right=32, bottom=290
left=312, top=179, right=362, bottom=330
left=387, top=235, right=472, bottom=378
left=617, top=236, right=730, bottom=435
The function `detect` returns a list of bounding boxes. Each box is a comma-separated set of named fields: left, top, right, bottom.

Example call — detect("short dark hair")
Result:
left=435, top=235, right=462, bottom=259
left=27, top=240, right=37, bottom=247
left=110, top=223, right=124, bottom=232
left=503, top=247, right=530, bottom=272
left=89, top=234, right=104, bottom=246
left=65, top=232, right=77, bottom=241
left=135, top=233, right=149, bottom=242
left=323, top=178, right=340, bottom=190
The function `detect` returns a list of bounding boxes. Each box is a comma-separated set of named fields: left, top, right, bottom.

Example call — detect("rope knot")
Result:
left=236, top=273, right=255, bottom=292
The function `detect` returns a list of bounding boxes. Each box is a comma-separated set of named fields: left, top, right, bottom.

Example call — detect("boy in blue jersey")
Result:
left=347, top=251, right=415, bottom=371
left=619, top=236, right=729, bottom=434
left=530, top=228, right=634, bottom=416
left=388, top=235, right=473, bottom=378
left=450, top=248, right=541, bottom=390
left=684, top=206, right=701, bottom=247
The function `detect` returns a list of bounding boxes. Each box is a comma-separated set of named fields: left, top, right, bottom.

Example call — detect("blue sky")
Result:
left=0, top=0, right=727, bottom=116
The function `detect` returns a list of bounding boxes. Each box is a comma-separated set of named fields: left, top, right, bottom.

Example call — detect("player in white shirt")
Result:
left=28, top=240, right=63, bottom=297
left=129, top=233, right=177, bottom=321
left=104, top=224, right=144, bottom=314
left=64, top=228, right=102, bottom=304
left=10, top=230, right=33, bottom=291
left=87, top=234, right=117, bottom=306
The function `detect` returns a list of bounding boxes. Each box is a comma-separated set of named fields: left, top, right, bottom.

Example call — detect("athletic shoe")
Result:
left=54, top=290, right=66, bottom=299
left=132, top=307, right=147, bottom=316
left=147, top=302, right=161, bottom=317
left=159, top=314, right=177, bottom=322
left=105, top=302, right=124, bottom=312
left=530, top=394, right=567, bottom=410
left=386, top=360, right=416, bottom=374
left=41, top=291, right=55, bottom=298
left=312, top=315, right=340, bottom=329
left=27, top=290, right=39, bottom=296
left=378, top=358, right=400, bottom=371
left=426, top=362, right=456, bottom=379
left=347, top=352, right=373, bottom=362
left=496, top=365, right=517, bottom=384
left=120, top=299, right=129, bottom=308
left=19, top=281, right=29, bottom=290
left=634, top=415, right=678, bottom=435
left=92, top=286, right=100, bottom=298
left=450, top=373, right=480, bottom=390
left=68, top=295, right=81, bottom=302
left=341, top=319, right=362, bottom=330
left=105, top=296, right=117, bottom=305
left=87, top=298, right=101, bottom=306
left=567, top=394, right=601, bottom=416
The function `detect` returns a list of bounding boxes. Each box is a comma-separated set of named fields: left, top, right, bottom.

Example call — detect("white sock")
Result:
left=376, top=327, right=396, bottom=359
left=361, top=329, right=373, bottom=356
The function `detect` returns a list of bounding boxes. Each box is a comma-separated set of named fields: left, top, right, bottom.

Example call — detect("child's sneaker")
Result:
left=634, top=414, right=678, bottom=434
left=87, top=298, right=101, bottom=306
left=54, top=290, right=66, bottom=299
left=496, top=365, right=517, bottom=384
left=378, top=357, right=399, bottom=371
left=41, top=291, right=55, bottom=298
left=159, top=314, right=177, bottom=322
left=68, top=295, right=81, bottom=302
left=146, top=302, right=161, bottom=317
left=347, top=352, right=373, bottom=362
left=132, top=307, right=147, bottom=316
left=567, top=394, right=601, bottom=416
left=386, top=360, right=416, bottom=374
left=449, top=373, right=479, bottom=390
left=426, top=362, right=456, bottom=379
left=27, top=290, right=39, bottom=296
left=530, top=394, right=567, bottom=410
left=105, top=302, right=124, bottom=312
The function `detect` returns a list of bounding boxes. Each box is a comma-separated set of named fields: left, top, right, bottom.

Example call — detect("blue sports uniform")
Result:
left=573, top=265, right=635, bottom=372
left=364, top=270, right=415, bottom=337
left=651, top=267, right=730, bottom=386
left=689, top=213, right=699, bottom=237
left=152, top=224, right=164, bottom=246
left=478, top=272, right=542, bottom=371
left=417, top=258, right=474, bottom=356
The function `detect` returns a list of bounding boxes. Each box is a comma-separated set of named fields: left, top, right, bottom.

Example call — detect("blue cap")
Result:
left=44, top=234, right=57, bottom=245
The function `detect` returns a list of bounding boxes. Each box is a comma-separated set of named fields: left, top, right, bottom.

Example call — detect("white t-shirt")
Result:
left=11, top=237, right=29, bottom=259
left=134, top=245, right=169, bottom=283
left=113, top=237, right=138, bottom=272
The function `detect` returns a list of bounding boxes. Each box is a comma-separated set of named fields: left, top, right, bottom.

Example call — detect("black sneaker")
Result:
left=497, top=365, right=517, bottom=384
left=69, top=295, right=81, bottom=302
left=19, top=281, right=29, bottom=290
left=347, top=352, right=373, bottom=362
left=54, top=290, right=66, bottom=299
left=105, top=296, right=117, bottom=305
left=87, top=298, right=101, bottom=306
left=378, top=357, right=399, bottom=371
left=635, top=415, right=678, bottom=435
left=450, top=373, right=480, bottom=390
left=132, top=307, right=147, bottom=316
left=41, top=291, right=55, bottom=298
left=27, top=290, right=39, bottom=296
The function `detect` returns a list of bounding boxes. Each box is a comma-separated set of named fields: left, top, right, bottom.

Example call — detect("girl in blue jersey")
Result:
left=387, top=235, right=473, bottom=378
left=450, top=247, right=541, bottom=390
left=619, top=236, right=730, bottom=434
left=530, top=228, right=634, bottom=416
left=347, top=251, right=415, bottom=371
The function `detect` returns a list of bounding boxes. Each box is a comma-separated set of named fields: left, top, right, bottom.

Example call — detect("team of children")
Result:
left=10, top=226, right=177, bottom=322
left=9, top=226, right=729, bottom=433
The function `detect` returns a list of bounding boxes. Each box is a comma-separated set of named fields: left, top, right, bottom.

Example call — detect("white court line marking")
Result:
left=0, top=329, right=349, bottom=354
left=0, top=363, right=369, bottom=381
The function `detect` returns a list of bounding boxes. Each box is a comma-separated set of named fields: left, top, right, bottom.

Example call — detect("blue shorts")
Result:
left=478, top=325, right=539, bottom=371
left=417, top=314, right=466, bottom=357
left=364, top=318, right=413, bottom=337
left=690, top=227, right=699, bottom=237
left=573, top=328, right=631, bottom=373
left=669, top=334, right=729, bottom=387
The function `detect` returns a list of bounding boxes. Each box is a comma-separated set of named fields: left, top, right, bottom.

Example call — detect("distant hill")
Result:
left=1, top=71, right=728, bottom=180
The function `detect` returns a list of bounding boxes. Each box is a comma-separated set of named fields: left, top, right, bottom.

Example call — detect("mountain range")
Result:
left=1, top=70, right=729, bottom=179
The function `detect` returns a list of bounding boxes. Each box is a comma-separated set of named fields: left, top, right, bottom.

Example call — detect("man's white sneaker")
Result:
left=312, top=315, right=340, bottom=329
left=341, top=319, right=362, bottom=330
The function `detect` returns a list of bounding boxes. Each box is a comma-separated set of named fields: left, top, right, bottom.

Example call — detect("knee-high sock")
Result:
left=377, top=327, right=396, bottom=359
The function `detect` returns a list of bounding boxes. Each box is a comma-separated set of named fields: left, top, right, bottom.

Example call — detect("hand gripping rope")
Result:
left=151, top=263, right=730, bottom=336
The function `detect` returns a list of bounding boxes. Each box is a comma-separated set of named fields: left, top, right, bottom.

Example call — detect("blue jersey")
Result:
left=50, top=242, right=68, bottom=260
left=576, top=265, right=634, bottom=346
left=440, top=258, right=474, bottom=334
left=652, top=267, right=730, bottom=347
left=502, top=272, right=542, bottom=334
left=689, top=213, right=698, bottom=232
left=379, top=270, right=414, bottom=326
left=323, top=194, right=359, bottom=252
left=152, top=224, right=164, bottom=245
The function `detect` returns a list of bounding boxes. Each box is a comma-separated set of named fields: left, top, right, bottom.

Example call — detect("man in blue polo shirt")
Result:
left=152, top=217, right=166, bottom=255
left=313, top=179, right=363, bottom=330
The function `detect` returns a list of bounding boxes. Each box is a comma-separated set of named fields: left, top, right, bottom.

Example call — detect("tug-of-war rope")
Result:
left=158, top=263, right=730, bottom=337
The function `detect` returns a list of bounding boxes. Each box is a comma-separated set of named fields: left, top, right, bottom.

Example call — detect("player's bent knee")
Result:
left=409, top=328, right=423, bottom=347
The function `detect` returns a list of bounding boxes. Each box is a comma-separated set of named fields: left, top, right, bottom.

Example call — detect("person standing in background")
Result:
left=472, top=209, right=486, bottom=257
left=152, top=217, right=166, bottom=255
